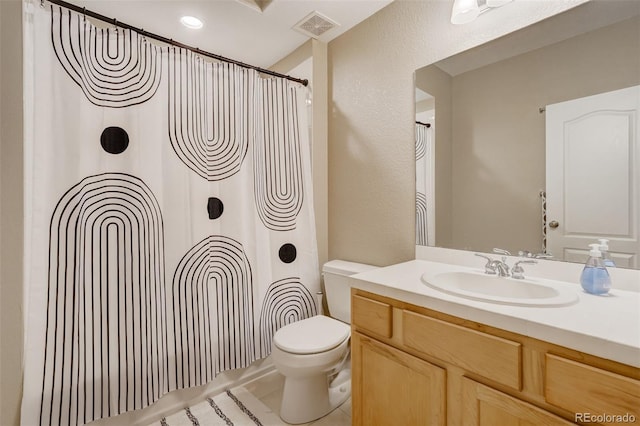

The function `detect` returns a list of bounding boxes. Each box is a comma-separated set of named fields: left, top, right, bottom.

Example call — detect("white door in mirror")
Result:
left=546, top=85, right=640, bottom=268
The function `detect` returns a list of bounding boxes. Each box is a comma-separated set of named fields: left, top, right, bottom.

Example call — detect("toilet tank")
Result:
left=322, top=260, right=378, bottom=324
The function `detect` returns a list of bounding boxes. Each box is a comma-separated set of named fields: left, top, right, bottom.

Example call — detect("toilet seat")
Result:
left=273, top=315, right=350, bottom=355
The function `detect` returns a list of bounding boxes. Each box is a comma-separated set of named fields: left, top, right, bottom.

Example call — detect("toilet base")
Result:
left=279, top=369, right=351, bottom=424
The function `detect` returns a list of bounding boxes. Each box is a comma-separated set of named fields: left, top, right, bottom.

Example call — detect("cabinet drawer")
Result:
left=545, top=354, right=640, bottom=424
left=403, top=310, right=521, bottom=389
left=352, top=295, right=392, bottom=338
left=462, top=377, right=574, bottom=425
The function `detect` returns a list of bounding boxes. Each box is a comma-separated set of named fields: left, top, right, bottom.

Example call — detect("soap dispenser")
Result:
left=598, top=238, right=616, bottom=268
left=580, top=243, right=611, bottom=295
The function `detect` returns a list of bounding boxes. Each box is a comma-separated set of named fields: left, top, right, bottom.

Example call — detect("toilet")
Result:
left=271, top=260, right=377, bottom=424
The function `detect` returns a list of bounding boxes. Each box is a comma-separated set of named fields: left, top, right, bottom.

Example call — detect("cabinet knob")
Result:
left=549, top=220, right=559, bottom=229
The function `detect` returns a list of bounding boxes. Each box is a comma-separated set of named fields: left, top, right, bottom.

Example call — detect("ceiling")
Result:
left=69, top=0, right=393, bottom=69
left=435, top=0, right=640, bottom=76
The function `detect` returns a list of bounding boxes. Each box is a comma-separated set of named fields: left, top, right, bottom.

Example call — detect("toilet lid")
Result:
left=273, top=315, right=350, bottom=355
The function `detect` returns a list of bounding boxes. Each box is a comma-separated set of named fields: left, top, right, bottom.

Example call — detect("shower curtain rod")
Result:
left=43, top=0, right=309, bottom=87
left=415, top=120, right=431, bottom=128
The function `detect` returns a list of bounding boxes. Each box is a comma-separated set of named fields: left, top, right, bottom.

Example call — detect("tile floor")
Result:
left=243, top=371, right=352, bottom=426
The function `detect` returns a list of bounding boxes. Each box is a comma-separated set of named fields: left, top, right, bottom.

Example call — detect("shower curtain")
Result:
left=21, top=3, right=319, bottom=425
left=415, top=122, right=432, bottom=246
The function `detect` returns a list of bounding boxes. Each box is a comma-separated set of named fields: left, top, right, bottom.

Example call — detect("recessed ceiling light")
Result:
left=180, top=16, right=203, bottom=29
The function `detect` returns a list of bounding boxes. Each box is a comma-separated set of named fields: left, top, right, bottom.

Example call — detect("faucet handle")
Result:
left=518, top=250, right=553, bottom=259
left=512, top=260, right=537, bottom=279
left=533, top=252, right=553, bottom=259
left=475, top=253, right=497, bottom=275
left=493, top=248, right=511, bottom=256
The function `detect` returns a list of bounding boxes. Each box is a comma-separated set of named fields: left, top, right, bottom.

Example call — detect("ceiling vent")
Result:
left=293, top=11, right=339, bottom=39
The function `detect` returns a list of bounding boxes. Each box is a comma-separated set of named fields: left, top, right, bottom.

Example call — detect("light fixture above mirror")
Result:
left=451, top=0, right=513, bottom=25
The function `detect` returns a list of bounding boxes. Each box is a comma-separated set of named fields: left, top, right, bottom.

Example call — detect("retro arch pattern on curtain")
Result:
left=23, top=4, right=320, bottom=426
left=40, top=173, right=167, bottom=426
left=254, top=79, right=305, bottom=231
left=169, top=236, right=257, bottom=389
left=167, top=48, right=254, bottom=181
left=415, top=122, right=430, bottom=246
left=50, top=6, right=162, bottom=108
left=258, top=277, right=318, bottom=356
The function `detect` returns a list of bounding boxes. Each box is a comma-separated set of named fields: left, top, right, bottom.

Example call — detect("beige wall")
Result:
left=449, top=16, right=640, bottom=254
left=326, top=0, right=586, bottom=267
left=1, top=1, right=24, bottom=425
left=415, top=98, right=435, bottom=115
left=311, top=40, right=329, bottom=269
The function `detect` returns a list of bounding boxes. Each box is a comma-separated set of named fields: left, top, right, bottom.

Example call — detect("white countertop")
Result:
left=351, top=259, right=640, bottom=368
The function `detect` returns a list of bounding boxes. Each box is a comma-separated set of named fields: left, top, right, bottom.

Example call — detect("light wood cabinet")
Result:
left=462, top=377, right=574, bottom=426
left=352, top=332, right=446, bottom=425
left=403, top=309, right=522, bottom=390
left=351, top=289, right=640, bottom=426
left=545, top=354, right=640, bottom=426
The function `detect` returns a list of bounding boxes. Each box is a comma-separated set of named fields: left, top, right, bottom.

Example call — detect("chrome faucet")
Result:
left=475, top=253, right=510, bottom=276
left=475, top=253, right=498, bottom=275
left=475, top=253, right=537, bottom=278
left=512, top=260, right=538, bottom=279
left=490, top=259, right=510, bottom=277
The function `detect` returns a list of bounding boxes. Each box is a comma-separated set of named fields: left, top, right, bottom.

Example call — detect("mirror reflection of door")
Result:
left=546, top=85, right=640, bottom=268
left=416, top=89, right=435, bottom=246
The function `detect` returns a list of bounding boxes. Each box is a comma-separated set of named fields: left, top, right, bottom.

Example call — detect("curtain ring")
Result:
left=82, top=7, right=86, bottom=22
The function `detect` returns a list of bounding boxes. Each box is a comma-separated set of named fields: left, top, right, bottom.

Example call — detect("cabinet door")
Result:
left=462, top=377, right=575, bottom=426
left=352, top=331, right=446, bottom=426
left=545, top=354, right=640, bottom=425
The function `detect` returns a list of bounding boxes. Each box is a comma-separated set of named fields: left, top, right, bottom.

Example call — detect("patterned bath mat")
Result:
left=148, top=387, right=285, bottom=426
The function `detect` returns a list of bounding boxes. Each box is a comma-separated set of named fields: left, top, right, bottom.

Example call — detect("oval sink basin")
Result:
left=421, top=271, right=578, bottom=307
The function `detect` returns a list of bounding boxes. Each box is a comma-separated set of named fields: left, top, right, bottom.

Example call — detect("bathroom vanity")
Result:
left=349, top=260, right=640, bottom=426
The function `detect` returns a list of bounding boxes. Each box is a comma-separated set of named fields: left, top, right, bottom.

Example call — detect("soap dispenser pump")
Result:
left=580, top=243, right=611, bottom=295
left=598, top=238, right=616, bottom=268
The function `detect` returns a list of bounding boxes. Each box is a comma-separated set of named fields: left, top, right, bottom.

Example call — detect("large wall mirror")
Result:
left=415, top=0, right=640, bottom=269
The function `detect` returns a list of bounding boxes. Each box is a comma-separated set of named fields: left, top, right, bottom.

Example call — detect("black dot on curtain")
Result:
left=207, top=197, right=224, bottom=220
left=279, top=243, right=297, bottom=264
left=100, top=127, right=129, bottom=154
